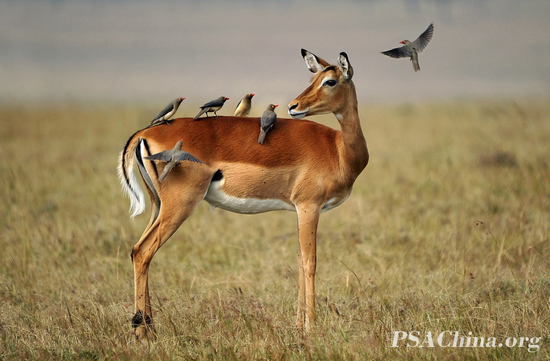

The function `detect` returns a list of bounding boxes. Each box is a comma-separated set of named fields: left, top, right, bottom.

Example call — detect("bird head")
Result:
left=248, top=93, right=255, bottom=98
left=399, top=40, right=410, bottom=45
left=178, top=97, right=185, bottom=102
left=271, top=104, right=279, bottom=110
left=224, top=97, right=230, bottom=101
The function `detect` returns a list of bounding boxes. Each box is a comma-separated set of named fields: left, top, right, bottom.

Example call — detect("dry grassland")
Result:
left=0, top=99, right=549, bottom=360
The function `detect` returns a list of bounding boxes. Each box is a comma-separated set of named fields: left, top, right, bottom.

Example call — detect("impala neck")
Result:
left=334, top=82, right=369, bottom=179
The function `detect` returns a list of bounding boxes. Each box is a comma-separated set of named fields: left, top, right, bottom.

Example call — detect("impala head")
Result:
left=288, top=49, right=355, bottom=119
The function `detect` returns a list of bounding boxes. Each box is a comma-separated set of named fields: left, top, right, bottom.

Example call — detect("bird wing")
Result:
left=411, top=23, right=434, bottom=52
left=381, top=46, right=410, bottom=59
left=261, top=111, right=277, bottom=129
left=234, top=99, right=243, bottom=111
left=173, top=152, right=203, bottom=164
left=201, top=98, right=223, bottom=109
left=154, top=102, right=174, bottom=120
left=145, top=151, right=173, bottom=162
left=234, top=100, right=248, bottom=116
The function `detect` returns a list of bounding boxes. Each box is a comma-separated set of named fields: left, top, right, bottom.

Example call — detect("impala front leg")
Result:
left=296, top=250, right=305, bottom=328
left=295, top=203, right=321, bottom=331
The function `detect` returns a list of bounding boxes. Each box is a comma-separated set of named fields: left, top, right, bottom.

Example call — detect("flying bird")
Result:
left=258, top=104, right=278, bottom=145
left=234, top=93, right=255, bottom=117
left=194, top=96, right=230, bottom=120
left=148, top=97, right=185, bottom=127
left=381, top=23, right=434, bottom=72
left=145, top=140, right=203, bottom=182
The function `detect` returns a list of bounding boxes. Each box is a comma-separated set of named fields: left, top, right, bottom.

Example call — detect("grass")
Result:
left=0, top=98, right=549, bottom=360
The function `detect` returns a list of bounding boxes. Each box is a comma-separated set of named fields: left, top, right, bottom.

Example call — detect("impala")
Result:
left=118, top=49, right=369, bottom=340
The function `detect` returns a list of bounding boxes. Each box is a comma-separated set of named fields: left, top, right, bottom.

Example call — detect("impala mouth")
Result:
left=288, top=108, right=308, bottom=119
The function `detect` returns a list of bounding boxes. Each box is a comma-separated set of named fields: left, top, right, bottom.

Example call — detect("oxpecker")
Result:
left=148, top=97, right=185, bottom=127
left=258, top=104, right=278, bottom=145
left=234, top=93, right=255, bottom=117
left=194, top=96, right=230, bottom=120
left=145, top=140, right=203, bottom=182
left=381, top=23, right=434, bottom=72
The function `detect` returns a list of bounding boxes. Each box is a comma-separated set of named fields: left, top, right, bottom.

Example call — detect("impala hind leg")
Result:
left=131, top=164, right=214, bottom=341
left=295, top=204, right=321, bottom=331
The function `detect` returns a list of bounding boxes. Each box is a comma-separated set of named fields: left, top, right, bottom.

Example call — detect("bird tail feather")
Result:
left=157, top=163, right=174, bottom=183
left=411, top=50, right=420, bottom=72
left=194, top=108, right=207, bottom=120
left=258, top=129, right=267, bottom=144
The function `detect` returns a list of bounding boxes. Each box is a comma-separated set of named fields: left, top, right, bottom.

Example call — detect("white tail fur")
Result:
left=117, top=143, right=146, bottom=218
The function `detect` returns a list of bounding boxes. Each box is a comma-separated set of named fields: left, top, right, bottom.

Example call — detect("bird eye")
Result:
left=323, top=79, right=337, bottom=87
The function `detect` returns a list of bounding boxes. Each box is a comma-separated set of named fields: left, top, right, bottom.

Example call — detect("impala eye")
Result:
left=323, top=79, right=337, bottom=87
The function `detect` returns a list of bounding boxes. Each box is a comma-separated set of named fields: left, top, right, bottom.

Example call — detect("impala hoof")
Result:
left=132, top=310, right=156, bottom=342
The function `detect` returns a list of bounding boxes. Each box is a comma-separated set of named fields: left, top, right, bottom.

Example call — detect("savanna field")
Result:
left=0, top=99, right=549, bottom=360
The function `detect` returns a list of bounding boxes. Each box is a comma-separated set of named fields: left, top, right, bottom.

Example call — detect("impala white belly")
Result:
left=204, top=180, right=295, bottom=214
left=321, top=195, right=350, bottom=212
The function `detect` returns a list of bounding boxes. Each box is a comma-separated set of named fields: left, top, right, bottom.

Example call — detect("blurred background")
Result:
left=1, top=0, right=549, bottom=109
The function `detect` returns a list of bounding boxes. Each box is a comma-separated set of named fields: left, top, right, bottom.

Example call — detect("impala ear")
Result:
left=301, top=48, right=330, bottom=74
left=337, top=52, right=354, bottom=80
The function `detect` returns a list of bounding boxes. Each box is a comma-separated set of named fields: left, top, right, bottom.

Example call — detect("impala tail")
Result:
left=117, top=134, right=153, bottom=218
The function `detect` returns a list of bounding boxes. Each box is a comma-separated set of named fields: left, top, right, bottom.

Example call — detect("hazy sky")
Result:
left=1, top=0, right=549, bottom=106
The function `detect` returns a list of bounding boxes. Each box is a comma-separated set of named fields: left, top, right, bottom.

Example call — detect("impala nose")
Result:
left=288, top=102, right=298, bottom=112
left=288, top=102, right=308, bottom=119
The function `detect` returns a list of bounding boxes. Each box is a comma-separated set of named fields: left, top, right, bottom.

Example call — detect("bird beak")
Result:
left=251, top=93, right=255, bottom=97
left=399, top=41, right=405, bottom=44
left=225, top=97, right=230, bottom=100
left=274, top=104, right=279, bottom=107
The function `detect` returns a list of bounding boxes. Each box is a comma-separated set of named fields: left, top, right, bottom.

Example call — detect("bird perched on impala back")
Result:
left=381, top=23, right=434, bottom=72
left=258, top=104, right=278, bottom=145
left=234, top=93, right=255, bottom=117
left=194, top=96, right=230, bottom=120
left=148, top=97, right=185, bottom=127
left=144, top=140, right=203, bottom=182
